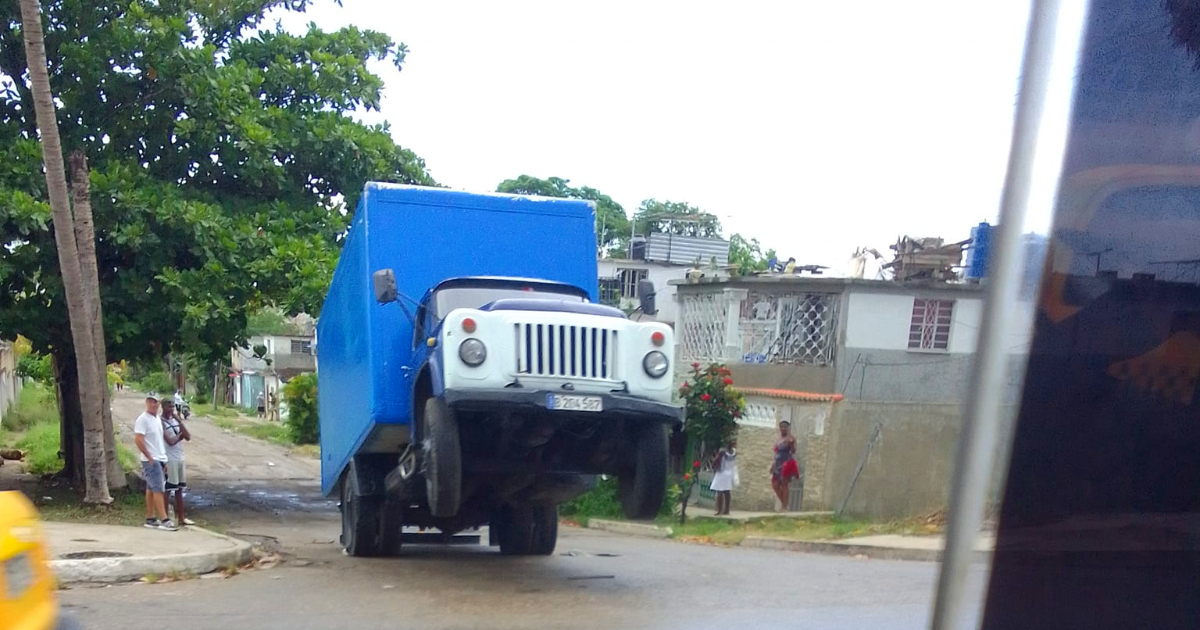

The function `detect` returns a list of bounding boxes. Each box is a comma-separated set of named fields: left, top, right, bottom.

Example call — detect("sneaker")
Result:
left=144, top=518, right=160, bottom=529
left=182, top=518, right=196, bottom=526
left=158, top=519, right=178, bottom=531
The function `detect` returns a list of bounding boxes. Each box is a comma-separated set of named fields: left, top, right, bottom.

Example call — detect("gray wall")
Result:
left=836, top=348, right=1028, bottom=404
left=728, top=363, right=836, bottom=393
left=821, top=401, right=963, bottom=519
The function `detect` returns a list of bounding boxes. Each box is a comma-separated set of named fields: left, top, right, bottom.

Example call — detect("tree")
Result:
left=18, top=0, right=109, bottom=502
left=676, top=363, right=743, bottom=524
left=728, top=233, right=776, bottom=275
left=496, top=175, right=630, bottom=252
left=633, top=199, right=722, bottom=239
left=0, top=0, right=435, bottom=484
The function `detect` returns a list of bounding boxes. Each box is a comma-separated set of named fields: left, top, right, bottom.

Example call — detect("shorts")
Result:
left=257, top=406, right=265, bottom=413
left=142, top=460, right=166, bottom=493
left=165, top=460, right=187, bottom=490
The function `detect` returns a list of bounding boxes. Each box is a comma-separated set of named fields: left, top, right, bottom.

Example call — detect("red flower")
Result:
left=693, top=460, right=701, bottom=469
left=684, top=473, right=691, bottom=481
left=701, top=393, right=711, bottom=401
left=723, top=377, right=733, bottom=385
left=681, top=382, right=690, bottom=389
left=691, top=362, right=700, bottom=369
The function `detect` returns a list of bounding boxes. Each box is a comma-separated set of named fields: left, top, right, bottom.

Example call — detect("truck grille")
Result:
left=515, top=323, right=619, bottom=380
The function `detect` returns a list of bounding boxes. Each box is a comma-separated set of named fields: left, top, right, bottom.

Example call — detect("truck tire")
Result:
left=379, top=499, right=404, bottom=557
left=618, top=424, right=668, bottom=519
left=496, top=504, right=558, bottom=556
left=341, top=471, right=383, bottom=557
left=423, top=398, right=462, bottom=518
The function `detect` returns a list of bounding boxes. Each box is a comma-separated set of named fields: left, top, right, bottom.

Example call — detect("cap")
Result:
left=145, top=392, right=161, bottom=402
left=779, top=419, right=792, bottom=426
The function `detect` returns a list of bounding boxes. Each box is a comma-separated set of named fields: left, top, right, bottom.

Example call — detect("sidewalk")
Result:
left=585, top=518, right=995, bottom=562
left=710, top=510, right=834, bottom=522
left=42, top=521, right=254, bottom=583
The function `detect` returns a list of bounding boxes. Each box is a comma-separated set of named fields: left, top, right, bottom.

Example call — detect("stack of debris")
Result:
left=885, top=236, right=969, bottom=283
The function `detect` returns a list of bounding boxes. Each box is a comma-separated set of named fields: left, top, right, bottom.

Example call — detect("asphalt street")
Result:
left=59, top=392, right=978, bottom=630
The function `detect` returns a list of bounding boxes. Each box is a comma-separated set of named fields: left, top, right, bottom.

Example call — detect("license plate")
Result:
left=546, top=394, right=603, bottom=412
left=4, top=553, right=34, bottom=598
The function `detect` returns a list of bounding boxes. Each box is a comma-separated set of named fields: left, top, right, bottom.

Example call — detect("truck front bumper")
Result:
left=442, top=388, right=684, bottom=426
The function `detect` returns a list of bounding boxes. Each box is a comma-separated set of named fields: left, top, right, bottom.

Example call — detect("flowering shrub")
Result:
left=676, top=363, right=744, bottom=522
left=679, top=363, right=743, bottom=451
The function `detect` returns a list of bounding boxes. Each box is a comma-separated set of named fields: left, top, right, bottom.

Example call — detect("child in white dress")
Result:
left=710, top=442, right=739, bottom=515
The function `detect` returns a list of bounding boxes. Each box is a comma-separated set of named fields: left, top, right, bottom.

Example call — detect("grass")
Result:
left=211, top=415, right=293, bottom=446
left=6, top=383, right=137, bottom=476
left=35, top=487, right=148, bottom=527
left=1, top=386, right=58, bottom=432
left=661, top=513, right=944, bottom=546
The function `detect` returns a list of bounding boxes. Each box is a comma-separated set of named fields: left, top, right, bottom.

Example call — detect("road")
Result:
left=63, top=391, right=968, bottom=630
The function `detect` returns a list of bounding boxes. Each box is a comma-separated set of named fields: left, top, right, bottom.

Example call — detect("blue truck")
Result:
left=317, top=184, right=684, bottom=556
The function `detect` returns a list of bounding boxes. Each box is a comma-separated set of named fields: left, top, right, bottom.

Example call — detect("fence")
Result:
left=678, top=287, right=840, bottom=366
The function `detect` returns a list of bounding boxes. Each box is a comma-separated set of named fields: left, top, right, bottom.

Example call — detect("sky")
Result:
left=276, top=1, right=1039, bottom=270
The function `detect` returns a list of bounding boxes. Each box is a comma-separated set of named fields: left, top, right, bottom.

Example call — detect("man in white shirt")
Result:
left=133, top=394, right=176, bottom=531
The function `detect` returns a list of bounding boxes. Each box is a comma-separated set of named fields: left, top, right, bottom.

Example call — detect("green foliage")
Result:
left=247, top=309, right=302, bottom=336
left=728, top=234, right=776, bottom=276
left=135, top=372, right=174, bottom=396
left=679, top=363, right=743, bottom=453
left=634, top=199, right=722, bottom=239
left=2, top=385, right=58, bottom=432
left=283, top=372, right=319, bottom=444
left=16, top=422, right=63, bottom=476
left=496, top=175, right=630, bottom=252
left=0, top=0, right=435, bottom=373
left=559, top=477, right=625, bottom=522
left=16, top=353, right=53, bottom=386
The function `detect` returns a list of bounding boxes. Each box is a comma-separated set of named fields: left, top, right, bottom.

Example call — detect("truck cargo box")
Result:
left=317, top=184, right=598, bottom=494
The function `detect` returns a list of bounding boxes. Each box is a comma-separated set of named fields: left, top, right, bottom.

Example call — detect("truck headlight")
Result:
left=642, top=351, right=669, bottom=378
left=458, top=338, right=487, bottom=366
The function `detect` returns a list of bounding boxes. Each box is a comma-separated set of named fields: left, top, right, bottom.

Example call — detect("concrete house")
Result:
left=674, top=275, right=1033, bottom=517
left=229, top=319, right=317, bottom=409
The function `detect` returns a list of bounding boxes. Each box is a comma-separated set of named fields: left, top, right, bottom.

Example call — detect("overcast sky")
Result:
left=277, top=1, right=1037, bottom=269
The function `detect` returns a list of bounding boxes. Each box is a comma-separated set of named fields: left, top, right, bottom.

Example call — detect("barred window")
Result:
left=908, top=299, right=953, bottom=351
left=291, top=339, right=313, bottom=355
left=617, top=268, right=648, bottom=298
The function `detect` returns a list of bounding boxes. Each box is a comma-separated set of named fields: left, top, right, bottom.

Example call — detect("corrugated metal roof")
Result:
left=645, top=234, right=729, bottom=266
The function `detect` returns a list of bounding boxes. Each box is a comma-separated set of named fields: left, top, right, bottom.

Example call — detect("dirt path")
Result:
left=112, top=390, right=332, bottom=521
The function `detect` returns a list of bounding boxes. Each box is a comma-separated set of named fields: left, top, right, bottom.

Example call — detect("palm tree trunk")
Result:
left=69, top=150, right=125, bottom=489
left=20, top=0, right=110, bottom=503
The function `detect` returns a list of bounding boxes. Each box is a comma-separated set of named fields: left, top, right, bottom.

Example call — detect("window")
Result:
left=617, top=268, right=648, bottom=299
left=290, top=339, right=312, bottom=355
left=908, top=298, right=953, bottom=351
left=598, top=277, right=621, bottom=306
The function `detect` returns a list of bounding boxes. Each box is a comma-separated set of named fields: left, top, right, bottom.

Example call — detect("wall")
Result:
left=597, top=259, right=689, bottom=325
left=727, top=395, right=836, bottom=512
left=728, top=364, right=835, bottom=394
left=0, top=341, right=20, bottom=423
left=838, top=288, right=1034, bottom=403
left=820, top=401, right=962, bottom=519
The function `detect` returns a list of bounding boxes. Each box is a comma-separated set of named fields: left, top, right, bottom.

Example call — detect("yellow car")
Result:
left=0, top=491, right=78, bottom=630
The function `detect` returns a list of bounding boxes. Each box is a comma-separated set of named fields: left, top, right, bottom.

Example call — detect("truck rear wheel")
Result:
left=341, top=471, right=383, bottom=557
left=423, top=398, right=462, bottom=518
left=496, top=504, right=558, bottom=556
left=618, top=424, right=668, bottom=519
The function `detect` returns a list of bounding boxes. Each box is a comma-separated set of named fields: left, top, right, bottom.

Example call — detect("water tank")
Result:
left=964, top=222, right=993, bottom=281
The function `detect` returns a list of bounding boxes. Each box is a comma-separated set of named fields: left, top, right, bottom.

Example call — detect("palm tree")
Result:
left=20, top=0, right=111, bottom=503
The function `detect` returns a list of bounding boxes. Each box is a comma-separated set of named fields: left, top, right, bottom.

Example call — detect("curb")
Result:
left=48, top=527, right=254, bottom=584
left=739, top=536, right=990, bottom=562
left=586, top=519, right=673, bottom=539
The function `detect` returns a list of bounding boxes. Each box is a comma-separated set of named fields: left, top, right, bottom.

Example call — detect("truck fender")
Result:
left=345, top=454, right=393, bottom=498
left=410, top=357, right=446, bottom=440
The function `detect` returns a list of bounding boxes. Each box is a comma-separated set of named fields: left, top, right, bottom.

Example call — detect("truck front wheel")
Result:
left=341, top=471, right=383, bottom=557
left=423, top=398, right=462, bottom=518
left=618, top=425, right=668, bottom=519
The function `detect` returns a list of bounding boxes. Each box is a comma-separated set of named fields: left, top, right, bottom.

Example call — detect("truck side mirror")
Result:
left=637, top=279, right=658, bottom=315
left=373, top=269, right=398, bottom=304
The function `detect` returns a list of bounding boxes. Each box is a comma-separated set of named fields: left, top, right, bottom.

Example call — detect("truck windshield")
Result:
left=433, top=285, right=584, bottom=318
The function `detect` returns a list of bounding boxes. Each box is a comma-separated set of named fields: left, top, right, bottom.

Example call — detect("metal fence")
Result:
left=678, top=288, right=840, bottom=366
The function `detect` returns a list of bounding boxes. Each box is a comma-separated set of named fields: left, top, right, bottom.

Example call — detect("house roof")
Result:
left=735, top=388, right=844, bottom=403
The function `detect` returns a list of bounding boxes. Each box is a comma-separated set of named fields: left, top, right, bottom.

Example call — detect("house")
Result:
left=674, top=274, right=1034, bottom=517
left=229, top=326, right=317, bottom=409
left=596, top=258, right=692, bottom=324
left=597, top=233, right=732, bottom=326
